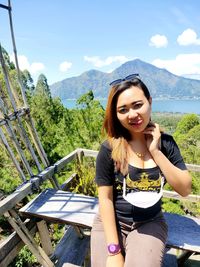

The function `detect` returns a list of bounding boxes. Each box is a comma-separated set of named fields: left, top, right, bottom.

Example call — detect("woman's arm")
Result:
left=144, top=123, right=192, bottom=197
left=151, top=150, right=191, bottom=196
left=98, top=185, right=124, bottom=267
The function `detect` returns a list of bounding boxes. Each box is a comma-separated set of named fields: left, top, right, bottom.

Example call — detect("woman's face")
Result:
left=116, top=86, right=152, bottom=135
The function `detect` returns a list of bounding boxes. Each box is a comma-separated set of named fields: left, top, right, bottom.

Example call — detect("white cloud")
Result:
left=149, top=34, right=168, bottom=48
left=10, top=54, right=45, bottom=74
left=59, top=61, right=72, bottom=72
left=152, top=53, right=200, bottom=79
left=177, top=28, right=200, bottom=46
left=84, top=55, right=129, bottom=68
left=30, top=62, right=45, bottom=74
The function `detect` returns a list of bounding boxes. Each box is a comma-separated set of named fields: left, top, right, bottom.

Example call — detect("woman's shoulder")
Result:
left=161, top=132, right=173, bottom=141
left=100, top=139, right=112, bottom=151
left=161, top=132, right=176, bottom=143
left=96, top=140, right=114, bottom=174
left=161, top=132, right=178, bottom=152
left=97, top=139, right=113, bottom=161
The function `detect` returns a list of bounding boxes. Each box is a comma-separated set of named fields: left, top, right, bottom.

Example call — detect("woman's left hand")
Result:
left=143, top=122, right=161, bottom=155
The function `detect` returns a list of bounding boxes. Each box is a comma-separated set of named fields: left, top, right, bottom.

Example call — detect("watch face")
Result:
left=108, top=244, right=120, bottom=254
left=109, top=244, right=116, bottom=252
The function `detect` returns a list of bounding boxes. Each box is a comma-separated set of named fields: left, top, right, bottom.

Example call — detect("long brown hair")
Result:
left=103, top=78, right=151, bottom=175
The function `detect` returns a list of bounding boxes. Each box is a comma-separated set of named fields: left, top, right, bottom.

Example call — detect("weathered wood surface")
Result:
left=52, top=226, right=90, bottom=267
left=162, top=252, right=178, bottom=267
left=19, top=189, right=99, bottom=228
left=0, top=182, right=33, bottom=216
left=164, top=212, right=200, bottom=253
left=37, top=220, right=54, bottom=256
left=81, top=148, right=98, bottom=158
left=4, top=210, right=54, bottom=267
left=186, top=163, right=200, bottom=172
left=0, top=220, right=37, bottom=267
left=53, top=149, right=79, bottom=173
left=163, top=190, right=200, bottom=202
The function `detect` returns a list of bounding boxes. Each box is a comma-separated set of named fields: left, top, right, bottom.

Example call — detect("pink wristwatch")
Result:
left=107, top=243, right=121, bottom=255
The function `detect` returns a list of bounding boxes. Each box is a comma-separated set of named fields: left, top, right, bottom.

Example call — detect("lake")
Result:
left=62, top=99, right=200, bottom=114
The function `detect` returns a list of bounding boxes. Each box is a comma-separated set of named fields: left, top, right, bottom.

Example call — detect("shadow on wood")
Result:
left=52, top=226, right=90, bottom=267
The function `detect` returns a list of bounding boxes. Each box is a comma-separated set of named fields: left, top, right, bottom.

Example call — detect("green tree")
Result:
left=173, top=114, right=200, bottom=165
left=174, top=113, right=199, bottom=137
left=35, top=74, right=51, bottom=98
left=22, top=70, right=35, bottom=95
left=75, top=90, right=105, bottom=149
left=0, top=46, right=15, bottom=71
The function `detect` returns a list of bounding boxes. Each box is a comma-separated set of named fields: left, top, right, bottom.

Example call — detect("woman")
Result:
left=91, top=74, right=192, bottom=267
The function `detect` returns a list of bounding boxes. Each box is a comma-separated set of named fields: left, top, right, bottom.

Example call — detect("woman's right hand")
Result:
left=106, top=253, right=124, bottom=267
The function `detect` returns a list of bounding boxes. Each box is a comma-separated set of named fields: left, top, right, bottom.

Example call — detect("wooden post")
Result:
left=37, top=220, right=54, bottom=256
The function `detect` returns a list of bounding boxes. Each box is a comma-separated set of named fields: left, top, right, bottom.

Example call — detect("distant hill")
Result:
left=50, top=59, right=200, bottom=100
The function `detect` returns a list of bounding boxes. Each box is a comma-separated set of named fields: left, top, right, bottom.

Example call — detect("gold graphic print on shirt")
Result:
left=126, top=172, right=162, bottom=192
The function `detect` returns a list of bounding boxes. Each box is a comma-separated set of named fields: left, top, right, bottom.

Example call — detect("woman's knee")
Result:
left=124, top=216, right=168, bottom=267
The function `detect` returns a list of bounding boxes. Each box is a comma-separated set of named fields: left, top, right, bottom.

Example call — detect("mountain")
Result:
left=50, top=59, right=200, bottom=100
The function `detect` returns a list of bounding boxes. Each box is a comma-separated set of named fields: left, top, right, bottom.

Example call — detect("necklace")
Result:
left=134, top=151, right=145, bottom=159
left=133, top=150, right=145, bottom=168
left=128, top=142, right=146, bottom=168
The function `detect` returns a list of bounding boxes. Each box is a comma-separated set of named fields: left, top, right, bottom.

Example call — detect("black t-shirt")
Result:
left=95, top=133, right=187, bottom=223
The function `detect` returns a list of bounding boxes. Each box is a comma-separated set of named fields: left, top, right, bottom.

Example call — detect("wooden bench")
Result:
left=19, top=188, right=200, bottom=267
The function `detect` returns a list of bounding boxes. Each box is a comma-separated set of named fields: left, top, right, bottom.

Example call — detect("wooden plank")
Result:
left=19, top=189, right=99, bottom=228
left=81, top=148, right=98, bottom=158
left=186, top=163, right=200, bottom=172
left=162, top=252, right=178, bottom=267
left=53, top=150, right=78, bottom=173
left=163, top=190, right=200, bottom=202
left=0, top=220, right=37, bottom=267
left=164, top=212, right=200, bottom=253
left=0, top=182, right=33, bottom=215
left=37, top=165, right=55, bottom=181
left=52, top=226, right=90, bottom=267
left=37, top=220, right=53, bottom=256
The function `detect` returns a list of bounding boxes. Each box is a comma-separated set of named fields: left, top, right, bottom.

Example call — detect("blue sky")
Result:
left=0, top=0, right=200, bottom=85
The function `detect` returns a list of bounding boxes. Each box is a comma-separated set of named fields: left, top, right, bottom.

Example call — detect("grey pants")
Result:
left=91, top=212, right=168, bottom=267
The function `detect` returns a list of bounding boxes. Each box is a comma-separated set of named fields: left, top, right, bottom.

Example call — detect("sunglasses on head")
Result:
left=109, top=73, right=140, bottom=86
